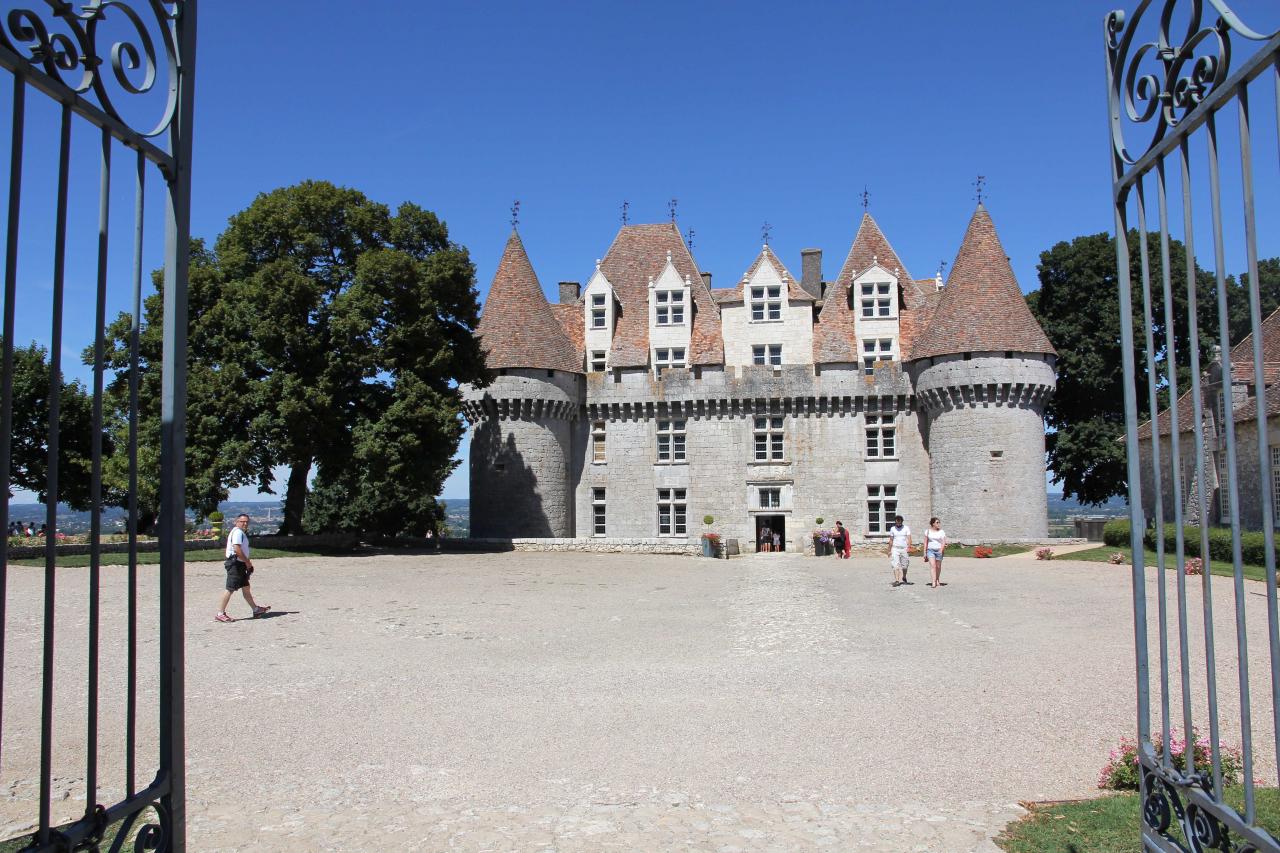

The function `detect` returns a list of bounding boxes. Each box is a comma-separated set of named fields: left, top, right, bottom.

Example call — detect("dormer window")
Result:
left=751, top=285, right=782, bottom=321
left=654, top=347, right=686, bottom=377
left=591, top=292, right=607, bottom=329
left=655, top=289, right=685, bottom=325
left=860, top=281, right=893, bottom=318
left=590, top=350, right=607, bottom=372
left=862, top=338, right=893, bottom=374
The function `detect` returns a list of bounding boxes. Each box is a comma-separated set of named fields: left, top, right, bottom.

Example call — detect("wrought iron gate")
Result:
left=1109, top=1, right=1280, bottom=849
left=0, top=2, right=195, bottom=850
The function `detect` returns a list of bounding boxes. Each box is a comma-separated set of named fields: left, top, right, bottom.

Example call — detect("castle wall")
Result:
left=912, top=354, right=1055, bottom=540
left=719, top=300, right=814, bottom=369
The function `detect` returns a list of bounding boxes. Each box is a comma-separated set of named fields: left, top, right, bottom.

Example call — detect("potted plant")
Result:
left=701, top=515, right=718, bottom=557
left=209, top=510, right=224, bottom=537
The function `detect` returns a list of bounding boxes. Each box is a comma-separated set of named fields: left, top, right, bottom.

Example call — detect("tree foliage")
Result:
left=4, top=337, right=97, bottom=509
left=1029, top=231, right=1280, bottom=505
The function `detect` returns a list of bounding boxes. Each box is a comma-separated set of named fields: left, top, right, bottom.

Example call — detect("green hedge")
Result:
left=1103, top=518, right=1131, bottom=547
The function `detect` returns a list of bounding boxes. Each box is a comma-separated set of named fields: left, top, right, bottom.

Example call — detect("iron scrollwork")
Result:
left=1106, top=0, right=1278, bottom=167
left=1140, top=760, right=1276, bottom=852
left=0, top=0, right=181, bottom=137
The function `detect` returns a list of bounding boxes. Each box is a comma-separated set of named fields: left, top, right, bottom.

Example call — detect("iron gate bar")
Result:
left=0, top=72, right=23, bottom=779
left=128, top=146, right=145, bottom=801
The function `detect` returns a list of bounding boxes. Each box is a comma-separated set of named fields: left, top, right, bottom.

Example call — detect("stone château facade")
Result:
left=461, top=205, right=1058, bottom=550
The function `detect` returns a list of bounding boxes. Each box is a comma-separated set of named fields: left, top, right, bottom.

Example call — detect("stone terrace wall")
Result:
left=6, top=533, right=360, bottom=560
left=443, top=537, right=701, bottom=556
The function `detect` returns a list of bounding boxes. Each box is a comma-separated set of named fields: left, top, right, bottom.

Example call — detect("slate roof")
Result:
left=475, top=231, right=583, bottom=373
left=813, top=213, right=924, bottom=364
left=598, top=223, right=724, bottom=367
left=911, top=205, right=1055, bottom=361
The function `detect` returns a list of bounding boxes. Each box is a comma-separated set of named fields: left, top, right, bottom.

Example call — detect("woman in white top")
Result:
left=925, top=517, right=947, bottom=588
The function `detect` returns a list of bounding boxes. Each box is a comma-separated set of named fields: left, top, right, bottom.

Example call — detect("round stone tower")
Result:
left=463, top=231, right=584, bottom=538
left=908, top=204, right=1058, bottom=541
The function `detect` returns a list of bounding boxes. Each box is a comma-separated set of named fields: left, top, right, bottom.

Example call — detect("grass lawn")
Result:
left=7, top=546, right=343, bottom=568
left=995, top=787, right=1280, bottom=851
left=1069, top=544, right=1270, bottom=584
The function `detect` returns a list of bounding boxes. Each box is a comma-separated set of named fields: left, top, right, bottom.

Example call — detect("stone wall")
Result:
left=6, top=532, right=359, bottom=560
left=443, top=537, right=701, bottom=556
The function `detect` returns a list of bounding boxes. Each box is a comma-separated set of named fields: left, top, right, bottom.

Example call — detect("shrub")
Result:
left=974, top=546, right=994, bottom=558
left=703, top=515, right=714, bottom=526
left=1098, top=729, right=1242, bottom=791
left=1035, top=547, right=1054, bottom=560
left=816, top=517, right=824, bottom=525
left=1184, top=557, right=1203, bottom=576
left=1108, top=552, right=1125, bottom=564
left=1142, top=524, right=1277, bottom=567
left=1103, top=518, right=1131, bottom=547
left=702, top=532, right=721, bottom=543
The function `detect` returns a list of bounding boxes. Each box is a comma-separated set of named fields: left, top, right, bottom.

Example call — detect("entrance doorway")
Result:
left=755, top=515, right=786, bottom=552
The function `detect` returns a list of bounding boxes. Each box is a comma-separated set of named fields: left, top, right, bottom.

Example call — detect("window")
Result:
left=860, top=281, right=893, bottom=318
left=591, top=308, right=606, bottom=329
left=590, top=350, right=607, bottom=372
left=657, top=488, right=687, bottom=536
left=654, top=347, right=686, bottom=377
left=752, top=344, right=782, bottom=366
left=867, top=484, right=898, bottom=533
left=1218, top=453, right=1230, bottom=520
left=593, top=488, right=606, bottom=536
left=655, top=289, right=684, bottom=325
left=751, top=285, right=782, bottom=321
left=1217, top=393, right=1228, bottom=435
left=866, top=414, right=896, bottom=458
left=1272, top=447, right=1280, bottom=525
left=592, top=420, right=606, bottom=463
left=754, top=416, right=785, bottom=461
left=862, top=338, right=893, bottom=375
left=759, top=487, right=781, bottom=509
left=656, top=419, right=687, bottom=462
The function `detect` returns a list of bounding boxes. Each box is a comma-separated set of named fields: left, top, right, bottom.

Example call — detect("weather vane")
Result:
left=938, top=259, right=947, bottom=277
left=860, top=186, right=870, bottom=212
left=685, top=228, right=695, bottom=249
left=510, top=199, right=520, bottom=230
left=669, top=198, right=678, bottom=222
left=761, top=221, right=773, bottom=246
left=621, top=199, right=629, bottom=226
left=973, top=175, right=987, bottom=205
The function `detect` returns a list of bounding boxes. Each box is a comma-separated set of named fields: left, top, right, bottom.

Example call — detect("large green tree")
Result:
left=4, top=337, right=97, bottom=508
left=213, top=181, right=488, bottom=534
left=1030, top=231, right=1217, bottom=505
left=1029, top=231, right=1280, bottom=505
left=98, top=240, right=269, bottom=533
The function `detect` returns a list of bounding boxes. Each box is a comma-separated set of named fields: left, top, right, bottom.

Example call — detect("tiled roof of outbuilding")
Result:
left=475, top=231, right=583, bottom=373
left=910, top=205, right=1056, bottom=361
left=599, top=223, right=724, bottom=367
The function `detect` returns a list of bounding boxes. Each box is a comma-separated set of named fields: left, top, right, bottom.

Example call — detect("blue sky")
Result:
left=3, top=0, right=1278, bottom=504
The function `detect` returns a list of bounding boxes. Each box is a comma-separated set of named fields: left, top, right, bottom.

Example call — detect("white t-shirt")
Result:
left=226, top=526, right=250, bottom=560
left=926, top=528, right=947, bottom=549
left=889, top=524, right=911, bottom=550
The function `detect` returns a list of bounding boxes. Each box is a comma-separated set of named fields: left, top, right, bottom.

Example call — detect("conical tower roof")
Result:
left=910, top=205, right=1055, bottom=361
left=476, top=231, right=583, bottom=373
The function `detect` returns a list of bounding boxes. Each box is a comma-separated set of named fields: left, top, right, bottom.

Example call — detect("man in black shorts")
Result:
left=216, top=513, right=269, bottom=622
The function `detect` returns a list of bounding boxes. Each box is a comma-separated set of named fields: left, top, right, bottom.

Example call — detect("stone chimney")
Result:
left=700, top=272, right=712, bottom=289
left=558, top=281, right=581, bottom=304
left=801, top=249, right=822, bottom=298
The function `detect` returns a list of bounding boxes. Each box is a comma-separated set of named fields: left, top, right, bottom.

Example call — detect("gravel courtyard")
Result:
left=0, top=549, right=1276, bottom=851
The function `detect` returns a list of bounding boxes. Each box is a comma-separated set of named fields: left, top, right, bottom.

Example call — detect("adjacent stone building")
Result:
left=1137, top=307, right=1280, bottom=531
left=462, top=205, right=1058, bottom=550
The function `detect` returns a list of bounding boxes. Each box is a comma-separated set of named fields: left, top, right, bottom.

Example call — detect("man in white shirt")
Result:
left=216, top=513, right=270, bottom=622
left=886, top=515, right=912, bottom=587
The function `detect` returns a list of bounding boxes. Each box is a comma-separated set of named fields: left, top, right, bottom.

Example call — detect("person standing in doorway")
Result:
left=772, top=529, right=781, bottom=552
left=216, top=513, right=269, bottom=623
left=887, top=515, right=912, bottom=587
left=925, top=517, right=948, bottom=588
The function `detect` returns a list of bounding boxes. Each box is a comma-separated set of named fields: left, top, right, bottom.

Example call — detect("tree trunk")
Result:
left=279, top=460, right=311, bottom=535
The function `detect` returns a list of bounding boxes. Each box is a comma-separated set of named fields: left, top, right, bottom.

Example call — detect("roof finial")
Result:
left=860, top=186, right=870, bottom=212
left=596, top=258, right=602, bottom=270
left=685, top=228, right=695, bottom=249
left=761, top=221, right=772, bottom=246
left=973, top=174, right=987, bottom=205
left=938, top=259, right=947, bottom=277
left=666, top=249, right=672, bottom=263
left=668, top=198, right=678, bottom=223
left=510, top=199, right=521, bottom=231
left=621, top=199, right=630, bottom=226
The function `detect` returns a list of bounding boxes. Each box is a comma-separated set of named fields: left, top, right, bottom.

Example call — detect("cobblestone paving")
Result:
left=1, top=549, right=1275, bottom=851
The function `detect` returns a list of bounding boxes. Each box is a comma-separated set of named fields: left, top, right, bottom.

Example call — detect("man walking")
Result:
left=887, top=514, right=912, bottom=587
left=216, top=513, right=269, bottom=622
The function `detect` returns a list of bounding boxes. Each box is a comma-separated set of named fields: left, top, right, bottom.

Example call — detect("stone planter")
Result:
left=701, top=537, right=720, bottom=558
